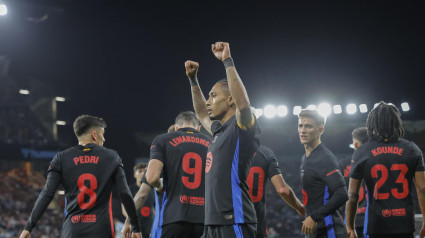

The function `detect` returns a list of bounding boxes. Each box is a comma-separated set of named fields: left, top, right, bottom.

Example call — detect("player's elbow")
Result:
left=347, top=192, right=358, bottom=204
left=146, top=173, right=160, bottom=186
left=276, top=186, right=291, bottom=196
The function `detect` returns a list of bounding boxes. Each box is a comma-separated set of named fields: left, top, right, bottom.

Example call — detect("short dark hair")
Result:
left=352, top=127, right=368, bottom=144
left=73, top=115, right=107, bottom=137
left=175, top=111, right=200, bottom=127
left=298, top=109, right=326, bottom=126
left=133, top=162, right=147, bottom=172
left=366, top=101, right=404, bottom=142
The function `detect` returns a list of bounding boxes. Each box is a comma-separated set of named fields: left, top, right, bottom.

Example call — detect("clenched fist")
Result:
left=185, top=60, right=199, bottom=79
left=211, top=42, right=231, bottom=61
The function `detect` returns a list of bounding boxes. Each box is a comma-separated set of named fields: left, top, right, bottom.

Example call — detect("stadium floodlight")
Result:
left=19, top=89, right=30, bottom=95
left=307, top=104, right=317, bottom=110
left=0, top=4, right=7, bottom=16
left=276, top=105, right=288, bottom=117
left=359, top=104, right=368, bottom=113
left=55, top=96, right=66, bottom=102
left=318, top=103, right=332, bottom=117
left=346, top=104, right=357, bottom=114
left=264, top=105, right=276, bottom=118
left=293, top=106, right=302, bottom=116
left=56, top=120, right=67, bottom=126
left=333, top=105, right=342, bottom=114
left=255, top=108, right=264, bottom=118
left=401, top=102, right=410, bottom=112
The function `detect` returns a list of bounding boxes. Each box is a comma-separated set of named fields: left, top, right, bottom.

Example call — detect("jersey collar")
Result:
left=177, top=127, right=199, bottom=134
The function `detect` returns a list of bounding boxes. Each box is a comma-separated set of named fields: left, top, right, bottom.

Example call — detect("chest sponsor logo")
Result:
left=205, top=152, right=213, bottom=173
left=71, top=214, right=96, bottom=223
left=180, top=195, right=204, bottom=206
left=382, top=208, right=406, bottom=217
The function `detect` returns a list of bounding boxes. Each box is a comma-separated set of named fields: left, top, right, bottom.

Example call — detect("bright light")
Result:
left=56, top=120, right=67, bottom=126
left=0, top=4, right=7, bottom=16
left=264, top=105, right=276, bottom=118
left=401, top=102, right=410, bottom=112
left=333, top=105, right=342, bottom=114
left=374, top=103, right=380, bottom=109
left=255, top=108, right=263, bottom=118
left=19, top=89, right=30, bottom=95
left=276, top=105, right=288, bottom=117
left=55, top=97, right=66, bottom=102
left=346, top=104, right=357, bottom=114
left=359, top=104, right=368, bottom=113
left=293, top=106, right=302, bottom=116
left=307, top=104, right=317, bottom=110
left=318, top=103, right=332, bottom=117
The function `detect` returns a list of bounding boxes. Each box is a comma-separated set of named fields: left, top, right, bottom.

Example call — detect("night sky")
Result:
left=1, top=1, right=424, bottom=160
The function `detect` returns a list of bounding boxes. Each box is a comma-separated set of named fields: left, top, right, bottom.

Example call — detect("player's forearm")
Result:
left=190, top=82, right=212, bottom=134
left=224, top=59, right=252, bottom=125
left=416, top=186, right=425, bottom=220
left=24, top=171, right=61, bottom=232
left=345, top=193, right=359, bottom=229
left=310, top=187, right=348, bottom=221
left=134, top=184, right=152, bottom=212
left=279, top=187, right=304, bottom=214
left=115, top=173, right=141, bottom=232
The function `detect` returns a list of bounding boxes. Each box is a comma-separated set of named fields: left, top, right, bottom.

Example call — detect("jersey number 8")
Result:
left=77, top=173, right=98, bottom=209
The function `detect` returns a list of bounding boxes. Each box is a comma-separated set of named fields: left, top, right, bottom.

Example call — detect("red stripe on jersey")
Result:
left=109, top=193, right=114, bottom=238
left=326, top=169, right=339, bottom=176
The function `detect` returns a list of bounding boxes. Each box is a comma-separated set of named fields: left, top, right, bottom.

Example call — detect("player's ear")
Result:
left=174, top=124, right=179, bottom=131
left=227, top=95, right=234, bottom=107
left=354, top=141, right=359, bottom=149
left=319, top=125, right=324, bottom=135
left=196, top=125, right=201, bottom=131
left=90, top=130, right=97, bottom=142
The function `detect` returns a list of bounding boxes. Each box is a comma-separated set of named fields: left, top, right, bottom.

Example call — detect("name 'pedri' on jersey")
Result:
left=301, top=143, right=348, bottom=238
left=350, top=138, right=425, bottom=235
left=149, top=127, right=211, bottom=227
left=248, top=145, right=282, bottom=236
left=205, top=115, right=261, bottom=225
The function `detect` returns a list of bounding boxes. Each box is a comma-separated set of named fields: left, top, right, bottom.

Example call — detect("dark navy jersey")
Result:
left=149, top=127, right=211, bottom=226
left=340, top=156, right=367, bottom=228
left=351, top=138, right=425, bottom=235
left=129, top=183, right=155, bottom=237
left=248, top=145, right=281, bottom=236
left=205, top=115, right=261, bottom=225
left=25, top=143, right=139, bottom=238
left=301, top=143, right=348, bottom=237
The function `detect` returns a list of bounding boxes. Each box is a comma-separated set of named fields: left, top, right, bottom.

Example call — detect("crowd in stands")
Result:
left=0, top=167, right=62, bottom=238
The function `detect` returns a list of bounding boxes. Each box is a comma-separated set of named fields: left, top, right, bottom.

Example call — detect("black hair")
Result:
left=133, top=162, right=147, bottom=172
left=73, top=115, right=107, bottom=137
left=366, top=101, right=404, bottom=143
left=352, top=127, right=368, bottom=144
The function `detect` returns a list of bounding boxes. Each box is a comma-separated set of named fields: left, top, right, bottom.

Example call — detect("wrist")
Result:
left=188, top=76, right=199, bottom=86
left=223, top=57, right=234, bottom=68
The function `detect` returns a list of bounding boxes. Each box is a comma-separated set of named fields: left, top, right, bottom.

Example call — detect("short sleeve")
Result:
left=150, top=135, right=166, bottom=162
left=238, top=115, right=261, bottom=143
left=267, top=151, right=282, bottom=178
left=350, top=149, right=366, bottom=180
left=48, top=153, right=62, bottom=173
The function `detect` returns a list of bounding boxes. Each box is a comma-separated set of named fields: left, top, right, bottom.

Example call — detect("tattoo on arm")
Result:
left=191, top=85, right=213, bottom=134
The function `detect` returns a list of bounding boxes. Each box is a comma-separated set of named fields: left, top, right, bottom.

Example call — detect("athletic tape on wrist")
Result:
left=223, top=57, right=234, bottom=68
left=141, top=176, right=154, bottom=188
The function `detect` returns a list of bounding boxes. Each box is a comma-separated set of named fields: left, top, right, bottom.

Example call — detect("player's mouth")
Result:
left=300, top=135, right=308, bottom=140
left=207, top=108, right=212, bottom=115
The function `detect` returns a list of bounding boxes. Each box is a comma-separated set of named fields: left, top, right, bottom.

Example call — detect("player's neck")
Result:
left=136, top=181, right=142, bottom=187
left=219, top=109, right=236, bottom=125
left=304, top=139, right=321, bottom=157
left=78, top=139, right=95, bottom=146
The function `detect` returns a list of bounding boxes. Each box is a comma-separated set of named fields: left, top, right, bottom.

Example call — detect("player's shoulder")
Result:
left=153, top=132, right=173, bottom=143
left=256, top=145, right=274, bottom=160
left=318, top=144, right=338, bottom=161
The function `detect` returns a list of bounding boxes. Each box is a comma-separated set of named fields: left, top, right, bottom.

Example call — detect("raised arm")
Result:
left=211, top=42, right=253, bottom=127
left=185, top=60, right=213, bottom=135
left=271, top=174, right=305, bottom=216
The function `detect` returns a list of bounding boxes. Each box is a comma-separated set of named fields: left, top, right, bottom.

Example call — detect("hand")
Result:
left=211, top=42, right=231, bottom=61
left=132, top=232, right=142, bottom=238
left=421, top=223, right=425, bottom=238
left=301, top=216, right=317, bottom=236
left=297, top=204, right=306, bottom=217
left=185, top=60, right=199, bottom=79
left=121, top=222, right=131, bottom=238
left=19, top=230, right=31, bottom=238
left=346, top=226, right=357, bottom=238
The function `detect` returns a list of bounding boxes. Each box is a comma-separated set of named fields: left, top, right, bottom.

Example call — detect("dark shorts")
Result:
left=305, top=224, right=348, bottom=238
left=355, top=227, right=364, bottom=238
left=160, top=222, right=204, bottom=238
left=202, top=224, right=256, bottom=238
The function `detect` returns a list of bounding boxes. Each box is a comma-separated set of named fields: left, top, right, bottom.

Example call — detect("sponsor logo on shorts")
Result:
left=71, top=214, right=97, bottom=223
left=180, top=195, right=204, bottom=206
